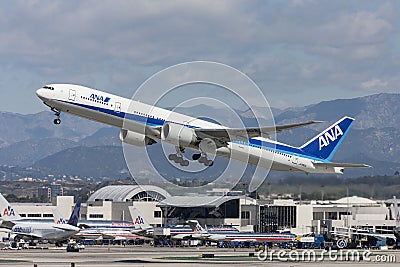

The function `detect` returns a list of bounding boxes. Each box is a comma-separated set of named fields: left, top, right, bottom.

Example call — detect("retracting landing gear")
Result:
left=168, top=147, right=189, bottom=166
left=168, top=147, right=214, bottom=167
left=51, top=107, right=61, bottom=125
left=192, top=153, right=214, bottom=166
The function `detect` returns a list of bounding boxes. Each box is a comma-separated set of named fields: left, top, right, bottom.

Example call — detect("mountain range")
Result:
left=1, top=93, right=399, bottom=181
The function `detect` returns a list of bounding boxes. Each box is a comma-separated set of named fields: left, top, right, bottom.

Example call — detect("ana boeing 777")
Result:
left=36, top=84, right=370, bottom=174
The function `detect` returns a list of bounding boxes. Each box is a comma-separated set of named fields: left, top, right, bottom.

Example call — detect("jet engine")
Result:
left=161, top=123, right=198, bottom=147
left=119, top=129, right=156, bottom=147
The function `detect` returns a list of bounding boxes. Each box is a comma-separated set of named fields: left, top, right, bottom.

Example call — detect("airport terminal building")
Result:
left=3, top=185, right=399, bottom=237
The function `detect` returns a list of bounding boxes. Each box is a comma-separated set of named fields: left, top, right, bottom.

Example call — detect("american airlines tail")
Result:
left=391, top=197, right=400, bottom=227
left=67, top=197, right=82, bottom=227
left=300, top=116, right=354, bottom=161
left=0, top=193, right=21, bottom=221
left=186, top=220, right=206, bottom=233
left=129, top=207, right=151, bottom=230
left=390, top=196, right=400, bottom=238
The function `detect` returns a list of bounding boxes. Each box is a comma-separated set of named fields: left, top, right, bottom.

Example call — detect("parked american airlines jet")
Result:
left=0, top=194, right=81, bottom=241
left=36, top=84, right=370, bottom=174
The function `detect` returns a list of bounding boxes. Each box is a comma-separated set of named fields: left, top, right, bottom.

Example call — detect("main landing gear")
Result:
left=192, top=153, right=214, bottom=166
left=167, top=147, right=214, bottom=167
left=168, top=147, right=189, bottom=166
left=51, top=107, right=61, bottom=125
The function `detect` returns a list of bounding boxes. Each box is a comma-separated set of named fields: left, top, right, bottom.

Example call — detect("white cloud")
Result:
left=361, top=79, right=388, bottom=90
left=0, top=1, right=398, bottom=114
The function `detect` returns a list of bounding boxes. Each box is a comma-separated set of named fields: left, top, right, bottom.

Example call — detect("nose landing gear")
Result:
left=51, top=107, right=61, bottom=125
left=53, top=118, right=61, bottom=125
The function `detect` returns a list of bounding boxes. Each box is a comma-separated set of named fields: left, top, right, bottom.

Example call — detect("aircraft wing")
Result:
left=0, top=220, right=16, bottom=230
left=131, top=228, right=148, bottom=235
left=313, top=162, right=372, bottom=168
left=102, top=233, right=117, bottom=240
left=14, top=232, right=43, bottom=239
left=195, top=120, right=322, bottom=143
left=0, top=228, right=11, bottom=233
left=332, top=230, right=396, bottom=240
left=360, top=233, right=396, bottom=240
left=171, top=234, right=192, bottom=240
left=78, top=223, right=91, bottom=229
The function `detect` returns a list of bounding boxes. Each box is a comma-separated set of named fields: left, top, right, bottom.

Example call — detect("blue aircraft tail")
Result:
left=67, top=197, right=82, bottom=227
left=299, top=116, right=355, bottom=161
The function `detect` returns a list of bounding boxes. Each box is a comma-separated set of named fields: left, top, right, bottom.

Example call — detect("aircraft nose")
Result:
left=36, top=88, right=48, bottom=100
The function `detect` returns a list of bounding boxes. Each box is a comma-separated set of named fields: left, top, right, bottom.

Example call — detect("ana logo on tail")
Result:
left=319, top=125, right=343, bottom=150
left=3, top=206, right=15, bottom=216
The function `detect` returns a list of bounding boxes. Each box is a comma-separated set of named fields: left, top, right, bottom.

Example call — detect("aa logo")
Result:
left=3, top=206, right=15, bottom=216
left=134, top=216, right=144, bottom=225
left=57, top=217, right=66, bottom=224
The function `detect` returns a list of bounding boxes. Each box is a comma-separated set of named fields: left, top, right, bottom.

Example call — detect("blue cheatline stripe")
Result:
left=59, top=99, right=165, bottom=127
left=236, top=139, right=329, bottom=162
left=57, top=99, right=327, bottom=162
left=58, top=99, right=199, bottom=128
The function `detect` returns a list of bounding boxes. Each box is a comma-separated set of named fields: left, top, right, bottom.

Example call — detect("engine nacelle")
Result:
left=119, top=129, right=156, bottom=147
left=161, top=123, right=198, bottom=147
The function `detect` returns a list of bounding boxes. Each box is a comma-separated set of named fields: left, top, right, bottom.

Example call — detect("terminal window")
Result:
left=89, top=214, right=104, bottom=219
left=313, top=212, right=324, bottom=220
left=241, top=211, right=250, bottom=219
left=154, top=211, right=162, bottom=218
left=27, top=214, right=41, bottom=217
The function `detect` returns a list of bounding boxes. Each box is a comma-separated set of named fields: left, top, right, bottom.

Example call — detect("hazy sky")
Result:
left=1, top=1, right=399, bottom=114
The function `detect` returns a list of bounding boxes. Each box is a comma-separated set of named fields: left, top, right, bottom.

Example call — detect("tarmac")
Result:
left=1, top=245, right=400, bottom=266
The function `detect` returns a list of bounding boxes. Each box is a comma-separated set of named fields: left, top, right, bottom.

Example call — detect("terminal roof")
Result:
left=88, top=185, right=170, bottom=202
left=157, top=195, right=242, bottom=208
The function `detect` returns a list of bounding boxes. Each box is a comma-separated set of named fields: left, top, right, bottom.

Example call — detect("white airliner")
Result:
left=36, top=84, right=370, bottom=174
left=187, top=220, right=296, bottom=243
left=57, top=206, right=149, bottom=241
left=0, top=194, right=81, bottom=241
left=130, top=208, right=241, bottom=241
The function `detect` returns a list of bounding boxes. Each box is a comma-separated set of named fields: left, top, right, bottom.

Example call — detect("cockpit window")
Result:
left=43, top=86, right=54, bottom=90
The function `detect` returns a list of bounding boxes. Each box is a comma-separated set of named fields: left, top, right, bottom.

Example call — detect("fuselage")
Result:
left=206, top=232, right=296, bottom=242
left=74, top=220, right=144, bottom=240
left=11, top=220, right=79, bottom=241
left=36, top=84, right=342, bottom=174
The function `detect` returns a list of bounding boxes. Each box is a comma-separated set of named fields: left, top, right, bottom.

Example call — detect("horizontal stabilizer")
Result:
left=313, top=162, right=372, bottom=168
left=0, top=220, right=15, bottom=230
